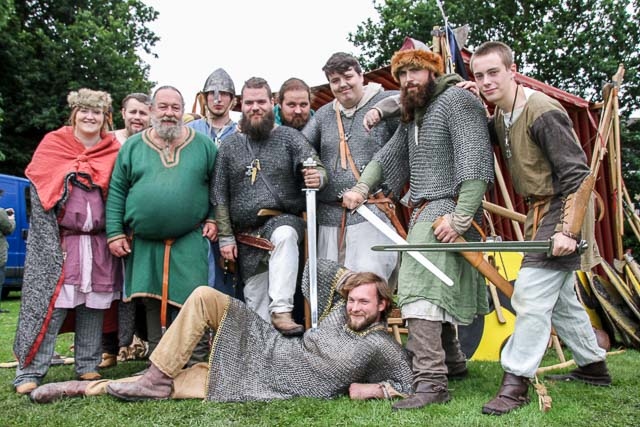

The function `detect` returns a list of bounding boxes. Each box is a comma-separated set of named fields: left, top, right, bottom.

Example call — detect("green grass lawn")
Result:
left=1, top=291, right=638, bottom=427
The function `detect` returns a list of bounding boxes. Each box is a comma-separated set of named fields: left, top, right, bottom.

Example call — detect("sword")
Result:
left=355, top=204, right=454, bottom=287
left=303, top=157, right=319, bottom=328
left=372, top=239, right=588, bottom=257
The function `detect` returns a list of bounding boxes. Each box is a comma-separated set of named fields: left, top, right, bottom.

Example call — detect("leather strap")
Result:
left=367, top=194, right=407, bottom=239
left=336, top=108, right=362, bottom=248
left=235, top=233, right=275, bottom=251
left=338, top=208, right=347, bottom=250
left=529, top=197, right=551, bottom=238
left=244, top=135, right=285, bottom=209
left=160, top=238, right=175, bottom=334
left=335, top=108, right=348, bottom=170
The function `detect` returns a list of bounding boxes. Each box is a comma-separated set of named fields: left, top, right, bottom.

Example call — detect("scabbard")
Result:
left=235, top=233, right=275, bottom=251
left=368, top=193, right=407, bottom=239
left=461, top=250, right=513, bottom=298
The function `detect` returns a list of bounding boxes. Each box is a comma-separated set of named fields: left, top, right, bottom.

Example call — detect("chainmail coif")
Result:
left=205, top=259, right=413, bottom=402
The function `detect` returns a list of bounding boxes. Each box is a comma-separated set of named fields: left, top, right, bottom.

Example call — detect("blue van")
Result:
left=0, top=174, right=30, bottom=298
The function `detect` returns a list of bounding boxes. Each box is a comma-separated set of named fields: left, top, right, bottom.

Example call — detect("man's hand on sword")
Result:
left=550, top=232, right=579, bottom=257
left=342, top=190, right=365, bottom=210
left=302, top=167, right=322, bottom=188
left=433, top=214, right=460, bottom=243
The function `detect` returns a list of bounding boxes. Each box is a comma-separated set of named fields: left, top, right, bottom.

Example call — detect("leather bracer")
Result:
left=560, top=173, right=596, bottom=239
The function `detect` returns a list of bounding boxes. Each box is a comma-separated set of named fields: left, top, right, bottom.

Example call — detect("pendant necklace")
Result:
left=504, top=84, right=519, bottom=159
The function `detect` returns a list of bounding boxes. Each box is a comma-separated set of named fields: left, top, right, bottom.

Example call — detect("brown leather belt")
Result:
left=235, top=233, right=275, bottom=251
left=160, top=238, right=175, bottom=334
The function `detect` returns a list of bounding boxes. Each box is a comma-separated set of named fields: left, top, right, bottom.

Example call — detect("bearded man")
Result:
left=274, top=77, right=314, bottom=130
left=29, top=260, right=413, bottom=404
left=106, top=86, right=218, bottom=358
left=343, top=37, right=494, bottom=410
left=214, top=77, right=326, bottom=336
left=113, top=92, right=152, bottom=144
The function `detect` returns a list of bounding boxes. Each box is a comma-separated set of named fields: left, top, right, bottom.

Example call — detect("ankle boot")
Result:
left=271, top=312, right=304, bottom=336
left=447, top=364, right=469, bottom=380
left=392, top=382, right=451, bottom=410
left=482, top=372, right=530, bottom=415
left=30, top=380, right=88, bottom=404
left=98, top=353, right=117, bottom=369
left=106, top=363, right=173, bottom=401
left=545, top=361, right=611, bottom=386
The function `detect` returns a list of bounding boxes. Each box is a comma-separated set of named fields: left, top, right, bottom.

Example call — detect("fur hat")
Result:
left=67, top=88, right=112, bottom=112
left=390, top=37, right=444, bottom=82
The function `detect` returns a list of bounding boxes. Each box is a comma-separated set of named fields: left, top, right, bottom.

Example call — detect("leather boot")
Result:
left=271, top=312, right=304, bottom=336
left=98, top=353, right=117, bottom=369
left=447, top=365, right=469, bottom=380
left=482, top=372, right=530, bottom=415
left=545, top=361, right=611, bottom=386
left=106, top=363, right=173, bottom=401
left=392, top=382, right=451, bottom=410
left=30, top=380, right=88, bottom=404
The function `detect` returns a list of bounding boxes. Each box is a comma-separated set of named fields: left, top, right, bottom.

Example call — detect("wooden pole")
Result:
left=536, top=349, right=625, bottom=375
left=482, top=200, right=527, bottom=224
left=493, top=153, right=524, bottom=241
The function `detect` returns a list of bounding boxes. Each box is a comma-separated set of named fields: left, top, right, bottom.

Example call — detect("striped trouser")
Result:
left=14, top=304, right=103, bottom=387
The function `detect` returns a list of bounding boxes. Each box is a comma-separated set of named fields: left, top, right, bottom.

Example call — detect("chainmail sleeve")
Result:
left=361, top=332, right=413, bottom=395
left=371, top=123, right=411, bottom=197
left=302, top=258, right=352, bottom=320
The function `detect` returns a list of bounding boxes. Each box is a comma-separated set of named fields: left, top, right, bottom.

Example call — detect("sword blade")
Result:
left=305, top=188, right=319, bottom=328
left=372, top=241, right=549, bottom=252
left=355, top=204, right=454, bottom=287
left=372, top=239, right=588, bottom=255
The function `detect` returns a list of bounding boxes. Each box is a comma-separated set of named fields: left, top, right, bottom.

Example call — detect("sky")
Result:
left=140, top=0, right=379, bottom=106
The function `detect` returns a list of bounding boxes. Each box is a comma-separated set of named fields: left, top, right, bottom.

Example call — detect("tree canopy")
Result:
left=349, top=0, right=639, bottom=116
left=0, top=0, right=158, bottom=175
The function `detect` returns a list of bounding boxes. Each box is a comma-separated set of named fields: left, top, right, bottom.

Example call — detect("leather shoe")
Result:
left=106, top=363, right=172, bottom=401
left=30, top=380, right=87, bottom=404
left=392, top=382, right=451, bottom=410
left=15, top=382, right=38, bottom=395
left=482, top=372, right=530, bottom=415
left=271, top=312, right=304, bottom=336
left=78, top=372, right=101, bottom=381
left=545, top=361, right=611, bottom=386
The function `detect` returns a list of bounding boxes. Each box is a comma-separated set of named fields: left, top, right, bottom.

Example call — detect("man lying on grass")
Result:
left=29, top=259, right=413, bottom=403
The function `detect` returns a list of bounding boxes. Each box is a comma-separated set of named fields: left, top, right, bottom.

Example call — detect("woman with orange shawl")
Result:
left=13, top=89, right=122, bottom=395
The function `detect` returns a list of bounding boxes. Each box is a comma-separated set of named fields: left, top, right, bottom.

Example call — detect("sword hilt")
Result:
left=302, top=157, right=319, bottom=192
left=548, top=238, right=589, bottom=257
left=302, top=157, right=317, bottom=169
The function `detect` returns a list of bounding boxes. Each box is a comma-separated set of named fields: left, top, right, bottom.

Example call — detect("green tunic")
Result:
left=106, top=128, right=216, bottom=305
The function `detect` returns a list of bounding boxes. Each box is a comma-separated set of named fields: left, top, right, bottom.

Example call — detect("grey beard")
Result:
left=152, top=116, right=183, bottom=141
